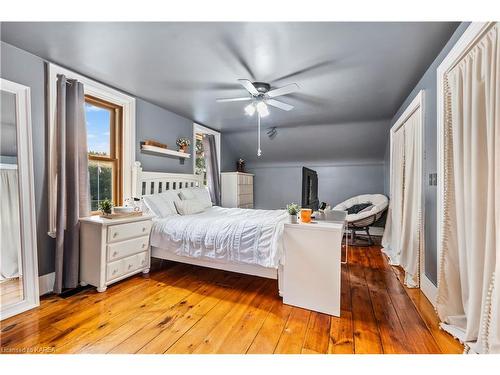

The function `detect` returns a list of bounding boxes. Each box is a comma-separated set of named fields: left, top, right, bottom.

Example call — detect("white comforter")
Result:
left=150, top=207, right=288, bottom=268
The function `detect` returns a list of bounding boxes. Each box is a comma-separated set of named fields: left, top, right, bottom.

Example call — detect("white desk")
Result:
left=282, top=220, right=344, bottom=316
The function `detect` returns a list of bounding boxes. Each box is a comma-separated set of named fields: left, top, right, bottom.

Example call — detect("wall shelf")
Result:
left=140, top=144, right=190, bottom=159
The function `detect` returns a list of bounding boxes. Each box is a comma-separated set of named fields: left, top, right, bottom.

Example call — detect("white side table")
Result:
left=282, top=221, right=344, bottom=316
left=79, top=214, right=154, bottom=292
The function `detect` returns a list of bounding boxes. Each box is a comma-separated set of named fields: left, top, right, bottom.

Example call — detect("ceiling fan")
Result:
left=216, top=79, right=299, bottom=156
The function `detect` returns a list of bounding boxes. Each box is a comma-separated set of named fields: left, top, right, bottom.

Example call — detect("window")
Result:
left=193, top=123, right=221, bottom=187
left=48, top=63, right=136, bottom=236
left=85, top=95, right=123, bottom=212
left=194, top=132, right=207, bottom=185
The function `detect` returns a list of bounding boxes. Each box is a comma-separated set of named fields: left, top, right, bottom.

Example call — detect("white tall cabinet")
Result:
left=221, top=172, right=254, bottom=209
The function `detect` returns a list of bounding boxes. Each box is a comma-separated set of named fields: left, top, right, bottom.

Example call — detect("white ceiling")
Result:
left=1, top=22, right=459, bottom=132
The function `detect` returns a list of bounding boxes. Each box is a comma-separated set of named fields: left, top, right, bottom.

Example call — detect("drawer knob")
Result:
left=113, top=232, right=118, bottom=238
left=128, top=264, right=133, bottom=269
left=112, top=269, right=117, bottom=275
left=142, top=243, right=146, bottom=248
left=142, top=227, right=146, bottom=232
left=113, top=251, right=118, bottom=256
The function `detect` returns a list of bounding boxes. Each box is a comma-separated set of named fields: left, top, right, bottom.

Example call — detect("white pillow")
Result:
left=174, top=199, right=205, bottom=215
left=142, top=190, right=181, bottom=217
left=179, top=187, right=212, bottom=209
left=159, top=190, right=181, bottom=213
left=178, top=189, right=196, bottom=200
left=142, top=194, right=176, bottom=218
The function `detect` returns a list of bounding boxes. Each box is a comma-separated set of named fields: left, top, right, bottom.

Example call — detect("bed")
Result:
left=132, top=162, right=286, bottom=294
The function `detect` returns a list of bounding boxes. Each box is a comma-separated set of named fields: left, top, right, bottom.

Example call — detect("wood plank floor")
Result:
left=0, top=246, right=463, bottom=354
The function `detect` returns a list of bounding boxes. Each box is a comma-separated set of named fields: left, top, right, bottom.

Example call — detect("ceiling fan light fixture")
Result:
left=256, top=101, right=269, bottom=117
left=244, top=103, right=256, bottom=116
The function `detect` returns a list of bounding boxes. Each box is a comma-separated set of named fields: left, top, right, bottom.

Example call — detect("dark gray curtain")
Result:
left=54, top=74, right=90, bottom=294
left=202, top=134, right=221, bottom=206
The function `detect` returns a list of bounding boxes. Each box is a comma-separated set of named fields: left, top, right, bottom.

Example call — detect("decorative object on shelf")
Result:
left=287, top=203, right=300, bottom=224
left=176, top=137, right=191, bottom=153
left=143, top=140, right=167, bottom=149
left=300, top=208, right=312, bottom=223
left=98, top=199, right=113, bottom=215
left=236, top=158, right=246, bottom=173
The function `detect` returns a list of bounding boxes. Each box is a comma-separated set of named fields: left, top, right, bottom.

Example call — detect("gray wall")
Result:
left=221, top=119, right=389, bottom=211
left=383, top=22, right=470, bottom=285
left=136, top=99, right=193, bottom=173
left=1, top=41, right=54, bottom=275
left=247, top=162, right=385, bottom=210
left=1, top=41, right=197, bottom=276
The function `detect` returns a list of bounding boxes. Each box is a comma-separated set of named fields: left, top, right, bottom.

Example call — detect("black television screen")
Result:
left=301, top=167, right=319, bottom=211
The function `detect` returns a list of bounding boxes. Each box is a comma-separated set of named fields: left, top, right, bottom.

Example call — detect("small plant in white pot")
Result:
left=286, top=203, right=300, bottom=224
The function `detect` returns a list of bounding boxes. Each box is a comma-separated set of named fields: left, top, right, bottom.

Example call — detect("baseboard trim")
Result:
left=38, top=272, right=55, bottom=296
left=421, top=273, right=437, bottom=307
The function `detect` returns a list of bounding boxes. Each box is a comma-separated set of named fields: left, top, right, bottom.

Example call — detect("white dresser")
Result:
left=282, top=221, right=344, bottom=316
left=221, top=172, right=254, bottom=209
left=79, top=214, right=154, bottom=292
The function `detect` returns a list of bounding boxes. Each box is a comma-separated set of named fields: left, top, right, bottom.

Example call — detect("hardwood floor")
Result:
left=0, top=246, right=463, bottom=354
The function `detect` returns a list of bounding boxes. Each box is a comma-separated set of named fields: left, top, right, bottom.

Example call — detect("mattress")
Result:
left=150, top=206, right=288, bottom=268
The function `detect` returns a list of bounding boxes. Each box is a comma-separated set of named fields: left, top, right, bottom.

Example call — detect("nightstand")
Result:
left=79, top=214, right=154, bottom=292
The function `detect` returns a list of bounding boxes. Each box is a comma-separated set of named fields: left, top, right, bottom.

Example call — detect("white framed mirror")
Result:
left=0, top=78, right=39, bottom=320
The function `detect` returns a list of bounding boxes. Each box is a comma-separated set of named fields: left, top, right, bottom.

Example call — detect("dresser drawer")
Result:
left=238, top=174, right=253, bottom=185
left=239, top=184, right=253, bottom=195
left=107, top=220, right=152, bottom=243
left=238, top=193, right=253, bottom=205
left=137, top=252, right=148, bottom=268
left=106, top=251, right=148, bottom=282
left=107, top=236, right=149, bottom=262
left=106, top=259, right=125, bottom=281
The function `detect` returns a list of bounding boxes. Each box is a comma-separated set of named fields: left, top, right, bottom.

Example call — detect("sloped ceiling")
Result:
left=1, top=22, right=459, bottom=163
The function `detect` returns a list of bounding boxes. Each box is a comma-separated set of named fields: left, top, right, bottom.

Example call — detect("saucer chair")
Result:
left=333, top=194, right=389, bottom=246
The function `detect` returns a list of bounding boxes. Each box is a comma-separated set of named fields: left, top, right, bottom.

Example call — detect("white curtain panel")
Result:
left=0, top=168, right=22, bottom=280
left=382, top=127, right=405, bottom=265
left=399, top=111, right=422, bottom=288
left=382, top=109, right=422, bottom=288
left=437, top=24, right=499, bottom=353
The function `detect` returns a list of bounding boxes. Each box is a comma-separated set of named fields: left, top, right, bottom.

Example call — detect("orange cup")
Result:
left=300, top=208, right=312, bottom=223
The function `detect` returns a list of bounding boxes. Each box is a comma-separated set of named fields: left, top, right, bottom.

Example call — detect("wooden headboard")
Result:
left=132, top=161, right=203, bottom=198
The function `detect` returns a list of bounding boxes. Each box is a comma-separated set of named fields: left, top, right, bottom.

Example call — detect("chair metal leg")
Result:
left=365, top=227, right=374, bottom=246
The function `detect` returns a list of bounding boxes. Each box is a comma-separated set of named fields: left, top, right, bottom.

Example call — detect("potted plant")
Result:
left=176, top=138, right=191, bottom=153
left=99, top=199, right=114, bottom=215
left=286, top=203, right=300, bottom=224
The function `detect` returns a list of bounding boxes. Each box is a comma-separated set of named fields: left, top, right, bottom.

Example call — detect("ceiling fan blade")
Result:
left=216, top=97, right=252, bottom=103
left=238, top=79, right=259, bottom=96
left=266, top=83, right=300, bottom=98
left=266, top=99, right=294, bottom=111
left=271, top=60, right=335, bottom=83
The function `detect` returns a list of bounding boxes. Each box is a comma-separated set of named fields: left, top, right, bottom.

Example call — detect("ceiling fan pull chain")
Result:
left=257, top=112, right=262, bottom=157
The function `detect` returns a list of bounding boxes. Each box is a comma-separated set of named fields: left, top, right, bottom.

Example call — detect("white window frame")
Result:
left=436, top=22, right=493, bottom=291
left=47, top=63, right=136, bottom=237
left=193, top=123, right=221, bottom=176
